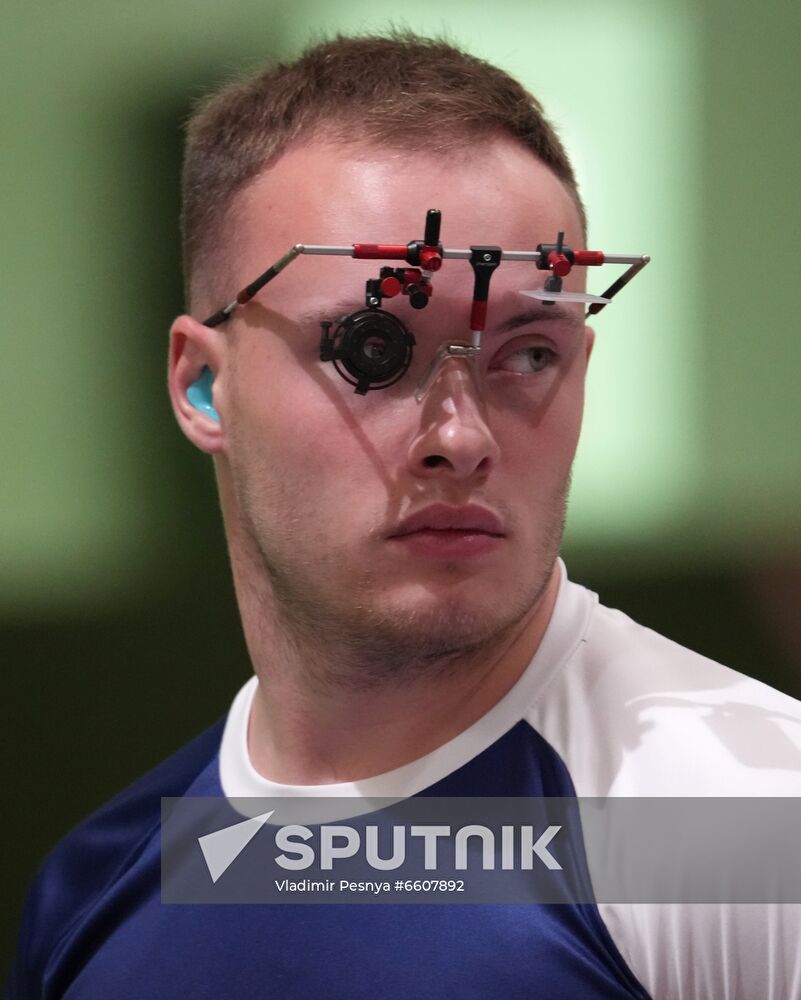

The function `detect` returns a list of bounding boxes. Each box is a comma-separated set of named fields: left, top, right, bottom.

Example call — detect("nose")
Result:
left=406, top=358, right=500, bottom=480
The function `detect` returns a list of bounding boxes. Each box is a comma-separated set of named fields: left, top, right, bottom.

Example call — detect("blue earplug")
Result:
left=187, top=366, right=220, bottom=423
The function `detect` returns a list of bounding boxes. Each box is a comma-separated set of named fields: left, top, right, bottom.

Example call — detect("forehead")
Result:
left=227, top=137, right=584, bottom=299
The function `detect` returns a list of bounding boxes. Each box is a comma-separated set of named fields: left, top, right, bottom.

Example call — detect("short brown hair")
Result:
left=182, top=32, right=585, bottom=309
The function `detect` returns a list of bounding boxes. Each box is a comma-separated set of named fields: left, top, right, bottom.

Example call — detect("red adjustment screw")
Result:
left=548, top=251, right=572, bottom=277
left=419, top=247, right=442, bottom=271
left=380, top=276, right=402, bottom=297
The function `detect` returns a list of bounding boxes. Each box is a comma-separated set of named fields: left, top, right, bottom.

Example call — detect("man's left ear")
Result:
left=168, top=314, right=226, bottom=454
left=584, top=325, right=596, bottom=365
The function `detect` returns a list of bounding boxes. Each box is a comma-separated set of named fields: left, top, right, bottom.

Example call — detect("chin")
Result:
left=359, top=583, right=541, bottom=665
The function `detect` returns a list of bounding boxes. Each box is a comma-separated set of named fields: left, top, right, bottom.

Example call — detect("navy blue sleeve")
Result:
left=4, top=720, right=224, bottom=1000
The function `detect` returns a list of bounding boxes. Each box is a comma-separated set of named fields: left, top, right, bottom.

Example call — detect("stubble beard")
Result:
left=233, top=475, right=570, bottom=693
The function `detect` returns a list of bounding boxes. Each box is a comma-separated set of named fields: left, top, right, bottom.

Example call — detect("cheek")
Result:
left=491, top=370, right=586, bottom=470
left=230, top=365, right=402, bottom=512
left=501, top=420, right=581, bottom=486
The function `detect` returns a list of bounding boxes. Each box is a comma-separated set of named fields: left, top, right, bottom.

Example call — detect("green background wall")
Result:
left=3, top=0, right=800, bottom=978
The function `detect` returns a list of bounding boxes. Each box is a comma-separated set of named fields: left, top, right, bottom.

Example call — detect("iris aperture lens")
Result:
left=319, top=309, right=415, bottom=395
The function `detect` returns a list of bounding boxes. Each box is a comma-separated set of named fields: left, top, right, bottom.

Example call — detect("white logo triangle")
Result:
left=198, top=810, right=275, bottom=883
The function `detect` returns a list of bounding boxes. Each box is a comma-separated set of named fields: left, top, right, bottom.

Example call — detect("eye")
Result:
left=491, top=344, right=556, bottom=375
left=362, top=335, right=388, bottom=360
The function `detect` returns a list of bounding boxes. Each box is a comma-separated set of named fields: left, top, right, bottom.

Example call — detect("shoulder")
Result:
left=6, top=719, right=224, bottom=1000
left=527, top=580, right=801, bottom=998
left=528, top=579, right=801, bottom=796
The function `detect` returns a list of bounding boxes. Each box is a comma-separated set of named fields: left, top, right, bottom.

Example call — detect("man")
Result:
left=7, top=33, right=801, bottom=999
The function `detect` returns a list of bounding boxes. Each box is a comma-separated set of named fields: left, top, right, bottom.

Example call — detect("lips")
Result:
left=388, top=504, right=505, bottom=539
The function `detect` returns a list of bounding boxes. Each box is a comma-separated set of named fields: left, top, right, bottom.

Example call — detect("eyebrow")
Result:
left=488, top=304, right=585, bottom=337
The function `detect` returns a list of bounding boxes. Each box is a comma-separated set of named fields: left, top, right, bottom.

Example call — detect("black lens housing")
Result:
left=319, top=309, right=415, bottom=395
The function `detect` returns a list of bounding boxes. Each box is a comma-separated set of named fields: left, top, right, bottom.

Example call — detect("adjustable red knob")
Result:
left=419, top=246, right=443, bottom=272
left=548, top=251, right=572, bottom=277
left=380, top=276, right=402, bottom=297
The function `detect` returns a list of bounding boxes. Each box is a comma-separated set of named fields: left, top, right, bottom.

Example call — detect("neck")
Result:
left=234, top=551, right=559, bottom=786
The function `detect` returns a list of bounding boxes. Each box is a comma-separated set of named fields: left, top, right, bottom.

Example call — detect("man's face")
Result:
left=204, top=137, right=591, bottom=676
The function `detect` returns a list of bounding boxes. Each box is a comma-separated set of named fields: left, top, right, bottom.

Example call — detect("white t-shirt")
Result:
left=221, top=560, right=801, bottom=999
